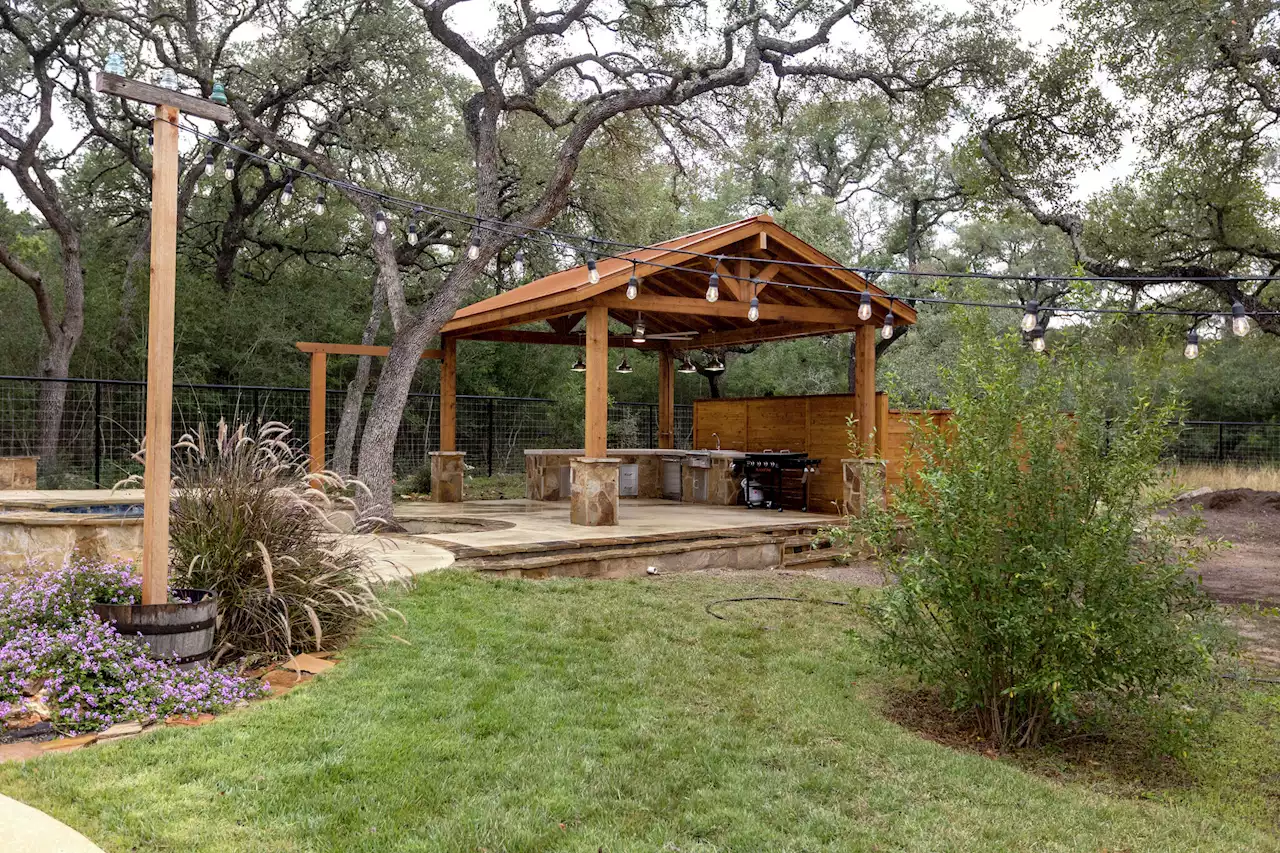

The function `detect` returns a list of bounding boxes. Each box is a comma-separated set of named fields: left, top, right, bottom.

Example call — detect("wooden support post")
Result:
left=140, top=104, right=179, bottom=606
left=658, top=347, right=675, bottom=449
left=440, top=336, right=457, bottom=452
left=308, top=351, right=327, bottom=475
left=855, top=324, right=877, bottom=458
left=585, top=305, right=609, bottom=457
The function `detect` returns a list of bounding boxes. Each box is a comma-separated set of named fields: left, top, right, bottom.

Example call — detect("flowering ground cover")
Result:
left=1, top=571, right=1277, bottom=852
left=0, top=559, right=265, bottom=734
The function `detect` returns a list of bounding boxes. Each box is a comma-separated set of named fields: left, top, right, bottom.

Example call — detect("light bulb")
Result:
left=1021, top=300, right=1039, bottom=333
left=374, top=210, right=387, bottom=235
left=748, top=296, right=759, bottom=322
left=313, top=194, right=326, bottom=216
left=858, top=291, right=872, bottom=321
left=1031, top=325, right=1046, bottom=353
left=158, top=68, right=178, bottom=90
left=706, top=271, right=719, bottom=303
left=882, top=301, right=895, bottom=341
left=586, top=257, right=599, bottom=284
left=512, top=248, right=525, bottom=280
left=1231, top=300, right=1250, bottom=337
left=223, top=159, right=234, bottom=181
left=1184, top=329, right=1200, bottom=360
left=468, top=235, right=481, bottom=260
left=706, top=357, right=725, bottom=373
left=632, top=316, right=646, bottom=343
left=203, top=153, right=214, bottom=176
left=407, top=222, right=418, bottom=246
left=105, top=52, right=125, bottom=75
left=280, top=180, right=294, bottom=205
left=626, top=274, right=639, bottom=300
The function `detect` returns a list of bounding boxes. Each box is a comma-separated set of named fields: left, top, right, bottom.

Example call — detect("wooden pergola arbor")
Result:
left=432, top=214, right=916, bottom=525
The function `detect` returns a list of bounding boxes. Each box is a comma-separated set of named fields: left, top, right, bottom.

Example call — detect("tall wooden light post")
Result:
left=94, top=72, right=233, bottom=605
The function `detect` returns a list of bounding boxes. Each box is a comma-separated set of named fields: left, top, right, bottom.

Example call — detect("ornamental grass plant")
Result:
left=167, top=421, right=397, bottom=664
left=835, top=312, right=1230, bottom=751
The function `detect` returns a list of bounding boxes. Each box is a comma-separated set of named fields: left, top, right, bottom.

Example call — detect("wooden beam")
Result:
left=308, top=351, right=327, bottom=476
left=594, top=292, right=865, bottom=326
left=440, top=337, right=457, bottom=452
left=295, top=342, right=442, bottom=360
left=95, top=73, right=234, bottom=123
left=658, top=348, right=675, bottom=449
left=455, top=328, right=665, bottom=349
left=673, top=322, right=856, bottom=350
left=141, top=104, right=180, bottom=606
left=855, top=324, right=877, bottom=456
left=585, top=306, right=609, bottom=458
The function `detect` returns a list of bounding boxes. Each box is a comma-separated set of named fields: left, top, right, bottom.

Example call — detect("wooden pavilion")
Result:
left=430, top=214, right=917, bottom=525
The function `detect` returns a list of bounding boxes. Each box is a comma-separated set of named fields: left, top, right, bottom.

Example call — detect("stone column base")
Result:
left=842, top=458, right=887, bottom=517
left=429, top=451, right=466, bottom=503
left=570, top=457, right=620, bottom=526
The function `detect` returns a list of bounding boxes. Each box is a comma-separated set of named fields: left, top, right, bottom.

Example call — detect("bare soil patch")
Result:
left=1173, top=488, right=1280, bottom=608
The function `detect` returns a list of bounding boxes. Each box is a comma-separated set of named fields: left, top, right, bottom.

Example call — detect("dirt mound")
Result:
left=1177, top=488, right=1280, bottom=512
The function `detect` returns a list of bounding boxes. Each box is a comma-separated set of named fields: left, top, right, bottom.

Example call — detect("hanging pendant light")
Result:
left=616, top=355, right=633, bottom=374
left=678, top=357, right=698, bottom=374
left=881, top=298, right=896, bottom=341
left=1021, top=300, right=1039, bottom=333
left=626, top=264, right=640, bottom=300
left=705, top=356, right=725, bottom=373
left=632, top=314, right=646, bottom=343
left=571, top=353, right=587, bottom=372
left=705, top=269, right=720, bottom=303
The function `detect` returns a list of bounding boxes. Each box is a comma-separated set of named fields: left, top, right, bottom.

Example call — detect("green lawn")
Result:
left=2, top=572, right=1277, bottom=852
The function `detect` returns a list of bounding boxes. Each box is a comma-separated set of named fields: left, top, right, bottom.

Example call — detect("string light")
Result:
left=512, top=246, right=525, bottom=280
left=616, top=355, right=633, bottom=374
left=407, top=221, right=418, bottom=245
left=1184, top=328, right=1200, bottom=360
left=632, top=315, right=646, bottom=343
left=374, top=210, right=387, bottom=236
left=747, top=285, right=760, bottom=323
left=158, top=119, right=1280, bottom=333
left=1021, top=300, right=1039, bottom=333
left=313, top=194, right=326, bottom=216
left=858, top=291, right=872, bottom=321
left=626, top=262, right=640, bottom=300
left=882, top=299, right=895, bottom=341
left=467, top=232, right=481, bottom=260
left=223, top=159, right=234, bottom=181
left=203, top=153, right=214, bottom=176
left=1031, top=323, right=1047, bottom=353
left=586, top=255, right=599, bottom=284
left=280, top=180, right=294, bottom=206
left=1232, top=299, right=1250, bottom=336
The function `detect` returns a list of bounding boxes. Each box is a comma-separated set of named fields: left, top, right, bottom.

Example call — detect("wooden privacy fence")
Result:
left=692, top=394, right=953, bottom=512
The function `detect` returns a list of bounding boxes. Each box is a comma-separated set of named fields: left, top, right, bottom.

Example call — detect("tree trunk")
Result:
left=331, top=283, right=387, bottom=476
left=35, top=254, right=85, bottom=477
left=113, top=229, right=150, bottom=352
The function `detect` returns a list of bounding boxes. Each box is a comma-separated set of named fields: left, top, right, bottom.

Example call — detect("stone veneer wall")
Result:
left=0, top=515, right=142, bottom=574
left=0, top=457, right=38, bottom=490
left=528, top=452, right=667, bottom=501
left=680, top=457, right=740, bottom=506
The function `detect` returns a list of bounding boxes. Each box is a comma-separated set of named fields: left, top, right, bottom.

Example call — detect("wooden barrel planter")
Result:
left=91, top=589, right=217, bottom=670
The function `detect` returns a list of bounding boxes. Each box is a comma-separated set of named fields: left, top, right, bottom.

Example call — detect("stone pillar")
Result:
left=842, top=458, right=887, bottom=517
left=429, top=451, right=466, bottom=503
left=570, top=457, right=619, bottom=526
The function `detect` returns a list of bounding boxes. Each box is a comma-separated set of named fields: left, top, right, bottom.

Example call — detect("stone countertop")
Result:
left=524, top=448, right=748, bottom=459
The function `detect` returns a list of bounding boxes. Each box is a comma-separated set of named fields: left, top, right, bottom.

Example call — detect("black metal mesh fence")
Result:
left=0, top=376, right=695, bottom=487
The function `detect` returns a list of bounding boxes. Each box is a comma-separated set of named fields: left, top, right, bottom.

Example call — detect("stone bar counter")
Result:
left=525, top=449, right=745, bottom=505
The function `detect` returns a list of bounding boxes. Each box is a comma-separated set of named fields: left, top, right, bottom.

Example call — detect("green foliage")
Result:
left=168, top=421, right=393, bottom=662
left=837, top=312, right=1229, bottom=750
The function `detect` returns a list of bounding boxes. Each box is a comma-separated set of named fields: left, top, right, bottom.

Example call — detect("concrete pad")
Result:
left=0, top=793, right=105, bottom=853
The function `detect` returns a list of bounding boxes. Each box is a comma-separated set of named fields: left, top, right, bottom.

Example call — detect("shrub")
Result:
left=0, top=558, right=264, bottom=734
left=168, top=421, right=394, bottom=663
left=837, top=313, right=1226, bottom=750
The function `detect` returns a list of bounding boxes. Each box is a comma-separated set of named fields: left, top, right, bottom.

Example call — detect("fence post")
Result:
left=93, top=380, right=103, bottom=488
left=486, top=398, right=495, bottom=477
